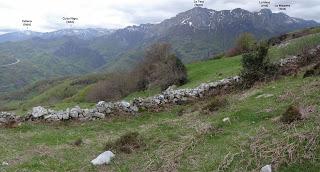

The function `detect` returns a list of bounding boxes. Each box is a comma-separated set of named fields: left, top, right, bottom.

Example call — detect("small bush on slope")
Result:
left=240, top=43, right=279, bottom=88
left=86, top=73, right=138, bottom=102
left=226, top=32, right=256, bottom=57
left=303, top=62, right=320, bottom=78
left=136, top=43, right=188, bottom=91
left=105, top=132, right=145, bottom=154
left=280, top=105, right=303, bottom=124
left=201, top=96, right=228, bottom=114
left=87, top=43, right=188, bottom=101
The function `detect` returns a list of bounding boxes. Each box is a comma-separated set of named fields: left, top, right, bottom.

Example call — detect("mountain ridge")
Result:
left=0, top=8, right=318, bottom=44
left=0, top=7, right=318, bottom=93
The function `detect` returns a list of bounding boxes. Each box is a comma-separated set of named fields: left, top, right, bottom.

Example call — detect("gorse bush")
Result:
left=240, top=43, right=279, bottom=88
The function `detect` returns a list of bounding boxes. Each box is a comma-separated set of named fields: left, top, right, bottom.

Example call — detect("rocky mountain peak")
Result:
left=259, top=8, right=273, bottom=14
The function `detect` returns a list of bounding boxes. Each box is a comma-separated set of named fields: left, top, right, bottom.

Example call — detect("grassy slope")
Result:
left=1, top=55, right=243, bottom=112
left=126, top=32, right=320, bottom=100
left=268, top=33, right=320, bottom=61
left=2, top=31, right=319, bottom=114
left=1, top=72, right=319, bottom=172
left=125, top=56, right=242, bottom=100
left=1, top=32, right=320, bottom=171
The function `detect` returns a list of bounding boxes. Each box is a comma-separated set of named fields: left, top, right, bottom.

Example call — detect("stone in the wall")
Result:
left=31, top=106, right=48, bottom=118
left=70, top=106, right=82, bottom=118
left=0, top=112, right=18, bottom=125
left=93, top=112, right=106, bottom=119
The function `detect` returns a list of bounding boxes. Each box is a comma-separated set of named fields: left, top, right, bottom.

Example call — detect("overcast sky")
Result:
left=0, top=0, right=319, bottom=34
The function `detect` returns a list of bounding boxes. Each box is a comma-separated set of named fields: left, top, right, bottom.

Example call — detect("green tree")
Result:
left=138, top=43, right=188, bottom=90
left=240, top=42, right=278, bottom=88
left=235, top=32, right=256, bottom=53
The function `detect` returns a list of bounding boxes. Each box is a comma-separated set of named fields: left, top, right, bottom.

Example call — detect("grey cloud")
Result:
left=0, top=0, right=319, bottom=32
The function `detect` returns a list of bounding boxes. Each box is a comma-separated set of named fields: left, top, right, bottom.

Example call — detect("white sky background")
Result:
left=0, top=0, right=319, bottom=33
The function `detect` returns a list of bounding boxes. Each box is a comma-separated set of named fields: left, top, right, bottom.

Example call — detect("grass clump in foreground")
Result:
left=201, top=96, right=228, bottom=114
left=105, top=132, right=146, bottom=154
left=1, top=73, right=319, bottom=171
left=304, top=62, right=320, bottom=78
left=280, top=105, right=303, bottom=124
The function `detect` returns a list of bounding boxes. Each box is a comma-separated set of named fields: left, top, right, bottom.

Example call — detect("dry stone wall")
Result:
left=1, top=45, right=319, bottom=125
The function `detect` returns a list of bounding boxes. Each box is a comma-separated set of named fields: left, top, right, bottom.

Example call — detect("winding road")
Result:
left=1, top=59, right=20, bottom=67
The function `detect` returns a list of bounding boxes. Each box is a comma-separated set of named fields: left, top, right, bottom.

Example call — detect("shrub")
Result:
left=86, top=73, right=138, bottom=102
left=240, top=43, right=279, bottom=88
left=235, top=33, right=256, bottom=53
left=280, top=105, right=302, bottom=124
left=211, top=52, right=225, bottom=60
left=201, top=97, right=228, bottom=114
left=226, top=33, right=256, bottom=57
left=72, top=138, right=83, bottom=146
left=225, top=47, right=241, bottom=57
left=303, top=63, right=320, bottom=78
left=4, top=120, right=19, bottom=128
left=105, top=132, right=145, bottom=154
left=86, top=43, right=188, bottom=101
left=136, top=43, right=188, bottom=91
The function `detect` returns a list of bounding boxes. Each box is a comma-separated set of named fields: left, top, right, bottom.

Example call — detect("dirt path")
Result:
left=1, top=59, right=20, bottom=67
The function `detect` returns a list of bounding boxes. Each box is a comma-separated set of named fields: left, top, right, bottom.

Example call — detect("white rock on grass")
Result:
left=256, top=94, right=274, bottom=99
left=2, top=161, right=9, bottom=166
left=222, top=117, right=231, bottom=123
left=260, top=164, right=272, bottom=172
left=91, top=151, right=115, bottom=165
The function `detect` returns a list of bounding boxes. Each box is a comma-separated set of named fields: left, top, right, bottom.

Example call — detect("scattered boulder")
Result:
left=2, top=161, right=9, bottom=166
left=91, top=151, right=115, bottom=165
left=256, top=94, right=274, bottom=99
left=222, top=117, right=231, bottom=124
left=260, top=164, right=272, bottom=172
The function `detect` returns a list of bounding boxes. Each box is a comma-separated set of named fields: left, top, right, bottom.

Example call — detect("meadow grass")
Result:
left=125, top=55, right=242, bottom=100
left=3, top=32, right=320, bottom=116
left=1, top=72, right=319, bottom=171
left=268, top=33, right=320, bottom=61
